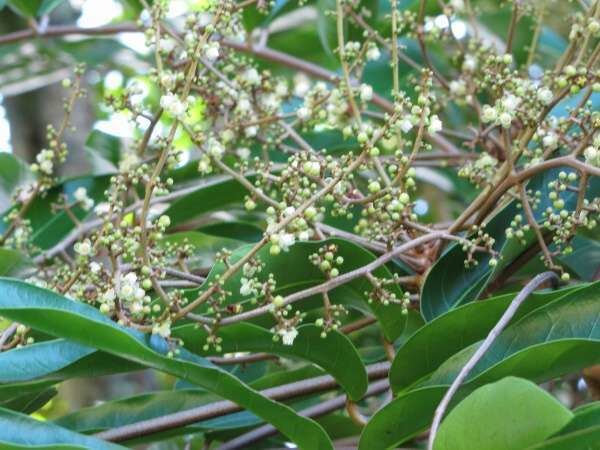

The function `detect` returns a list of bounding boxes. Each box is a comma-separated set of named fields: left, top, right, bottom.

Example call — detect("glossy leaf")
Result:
left=360, top=282, right=600, bottom=449
left=174, top=323, right=368, bottom=400
left=164, top=176, right=253, bottom=225
left=0, top=406, right=125, bottom=449
left=0, top=278, right=333, bottom=450
left=433, top=377, right=573, bottom=450
left=390, top=285, right=581, bottom=392
left=527, top=426, right=600, bottom=450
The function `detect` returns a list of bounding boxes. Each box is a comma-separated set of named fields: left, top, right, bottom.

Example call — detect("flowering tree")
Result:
left=0, top=0, right=599, bottom=448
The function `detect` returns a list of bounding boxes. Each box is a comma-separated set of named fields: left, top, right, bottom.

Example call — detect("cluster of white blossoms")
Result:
left=118, top=272, right=148, bottom=315
left=584, top=136, right=600, bottom=167
left=482, top=92, right=521, bottom=128
left=73, top=187, right=94, bottom=211
left=160, top=92, right=188, bottom=118
left=74, top=238, right=94, bottom=257
left=32, top=149, right=56, bottom=175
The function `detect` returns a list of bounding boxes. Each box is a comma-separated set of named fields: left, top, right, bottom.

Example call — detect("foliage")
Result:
left=0, top=0, right=599, bottom=449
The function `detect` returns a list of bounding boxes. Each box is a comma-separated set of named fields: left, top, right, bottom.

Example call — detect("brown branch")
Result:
left=219, top=379, right=390, bottom=450
left=94, top=361, right=390, bottom=443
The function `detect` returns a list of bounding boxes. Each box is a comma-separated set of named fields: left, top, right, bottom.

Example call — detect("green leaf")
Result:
left=198, top=221, right=263, bottom=243
left=84, top=130, right=121, bottom=175
left=173, top=323, right=368, bottom=401
left=0, top=406, right=125, bottom=449
left=358, top=385, right=447, bottom=450
left=389, top=285, right=582, bottom=392
left=186, top=238, right=411, bottom=341
left=38, top=0, right=65, bottom=15
left=164, top=176, right=254, bottom=225
left=360, top=282, right=600, bottom=449
left=0, top=339, right=138, bottom=383
left=527, top=425, right=600, bottom=450
left=421, top=166, right=600, bottom=321
left=0, top=387, right=56, bottom=414
left=0, top=278, right=333, bottom=450
left=161, top=231, right=244, bottom=269
left=7, top=0, right=42, bottom=16
left=556, top=402, right=600, bottom=435
left=426, top=281, right=600, bottom=387
left=0, top=153, right=33, bottom=214
left=433, top=377, right=573, bottom=450
left=0, top=248, right=29, bottom=276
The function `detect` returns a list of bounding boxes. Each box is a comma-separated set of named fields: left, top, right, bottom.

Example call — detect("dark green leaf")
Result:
left=174, top=323, right=368, bottom=401
left=0, top=278, right=333, bottom=450
left=390, top=285, right=581, bottom=392
left=84, top=130, right=121, bottom=175
left=7, top=0, right=42, bottom=16
left=0, top=406, right=125, bottom=449
left=360, top=282, right=600, bottom=449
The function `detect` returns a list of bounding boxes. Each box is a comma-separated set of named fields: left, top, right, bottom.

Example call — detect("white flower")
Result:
left=17, top=184, right=35, bottom=203
left=120, top=152, right=140, bottom=172
left=242, top=68, right=261, bottom=85
left=240, top=278, right=255, bottom=297
left=584, top=146, right=599, bottom=166
left=39, top=160, right=53, bottom=174
left=204, top=42, right=220, bottom=62
left=90, top=262, right=101, bottom=273
left=279, top=327, right=298, bottom=346
left=283, top=206, right=296, bottom=217
left=74, top=239, right=93, bottom=257
left=237, top=96, right=252, bottom=113
left=296, top=106, right=311, bottom=121
left=398, top=118, right=414, bottom=133
left=428, top=115, right=443, bottom=133
left=74, top=187, right=87, bottom=202
left=94, top=202, right=111, bottom=216
left=275, top=81, right=289, bottom=97
left=542, top=133, right=559, bottom=149
left=159, top=38, right=176, bottom=53
left=482, top=105, right=497, bottom=123
left=153, top=320, right=172, bottom=338
left=366, top=45, right=381, bottom=61
left=499, top=112, right=513, bottom=128
left=450, top=80, right=467, bottom=96
left=102, top=288, right=116, bottom=303
left=73, top=187, right=93, bottom=210
left=279, top=233, right=296, bottom=251
left=236, top=147, right=251, bottom=160
left=462, top=55, right=477, bottom=72
left=293, top=73, right=311, bottom=97
left=207, top=138, right=225, bottom=159
left=501, top=94, right=520, bottom=112
left=537, top=88, right=553, bottom=105
left=160, top=93, right=186, bottom=118
left=245, top=126, right=258, bottom=137
left=360, top=84, right=373, bottom=102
